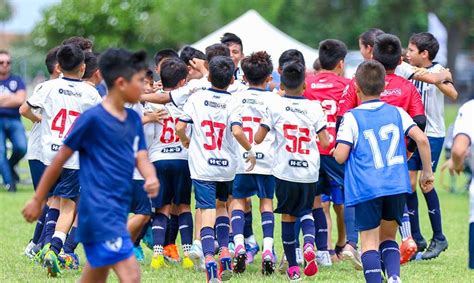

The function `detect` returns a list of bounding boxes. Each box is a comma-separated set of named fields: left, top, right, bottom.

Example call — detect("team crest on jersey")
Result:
left=9, top=80, right=17, bottom=91
left=104, top=237, right=123, bottom=252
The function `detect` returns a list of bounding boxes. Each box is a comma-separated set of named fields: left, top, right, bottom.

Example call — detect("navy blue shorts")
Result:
left=354, top=193, right=406, bottom=231
left=52, top=168, right=80, bottom=200
left=232, top=174, right=275, bottom=199
left=274, top=178, right=316, bottom=217
left=316, top=155, right=345, bottom=196
left=193, top=179, right=231, bottom=209
left=83, top=236, right=134, bottom=268
left=152, top=160, right=192, bottom=208
left=407, top=137, right=444, bottom=172
left=130, top=180, right=152, bottom=215
left=321, top=180, right=344, bottom=205
left=28, top=159, right=53, bottom=197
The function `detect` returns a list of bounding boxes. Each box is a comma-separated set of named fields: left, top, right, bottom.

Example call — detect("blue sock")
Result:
left=282, top=221, right=297, bottom=267
left=229, top=232, right=234, bottom=244
left=178, top=212, right=193, bottom=247
left=313, top=208, right=328, bottom=251
left=168, top=214, right=179, bottom=245
left=63, top=226, right=77, bottom=253
left=406, top=192, right=422, bottom=240
left=294, top=217, right=301, bottom=248
left=32, top=205, right=49, bottom=244
left=344, top=206, right=358, bottom=245
left=244, top=211, right=254, bottom=239
left=164, top=217, right=171, bottom=246
left=399, top=205, right=412, bottom=240
left=469, top=223, right=474, bottom=269
left=231, top=209, right=245, bottom=238
left=301, top=214, right=315, bottom=248
left=201, top=226, right=215, bottom=257
left=50, top=236, right=63, bottom=255
left=152, top=213, right=168, bottom=248
left=380, top=240, right=400, bottom=278
left=215, top=216, right=230, bottom=248
left=261, top=211, right=274, bottom=239
left=423, top=189, right=445, bottom=241
left=43, top=208, right=59, bottom=245
left=361, top=250, right=382, bottom=283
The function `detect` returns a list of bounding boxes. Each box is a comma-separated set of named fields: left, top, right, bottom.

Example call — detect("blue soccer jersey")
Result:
left=63, top=104, right=147, bottom=244
left=337, top=101, right=415, bottom=206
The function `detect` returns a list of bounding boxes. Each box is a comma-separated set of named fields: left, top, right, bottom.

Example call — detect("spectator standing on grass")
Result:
left=0, top=50, right=27, bottom=192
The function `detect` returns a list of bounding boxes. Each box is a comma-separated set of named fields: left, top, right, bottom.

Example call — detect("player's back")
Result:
left=381, top=73, right=424, bottom=118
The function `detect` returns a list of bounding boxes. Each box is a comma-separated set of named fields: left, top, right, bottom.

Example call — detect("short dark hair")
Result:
left=359, top=28, right=385, bottom=47
left=318, top=39, right=347, bottom=70
left=208, top=56, right=234, bottom=89
left=99, top=48, right=147, bottom=88
left=179, top=46, right=206, bottom=66
left=409, top=32, right=439, bottom=61
left=45, top=46, right=60, bottom=75
left=313, top=58, right=321, bottom=72
left=373, top=34, right=402, bottom=70
left=241, top=51, right=273, bottom=85
left=355, top=60, right=386, bottom=97
left=205, top=43, right=230, bottom=63
left=220, top=33, right=243, bottom=52
left=0, top=50, right=10, bottom=56
left=160, top=58, right=188, bottom=89
left=278, top=49, right=305, bottom=68
left=57, top=44, right=85, bottom=72
left=281, top=61, right=305, bottom=90
left=154, top=49, right=179, bottom=67
left=83, top=52, right=98, bottom=79
left=145, top=69, right=154, bottom=80
left=62, top=36, right=93, bottom=51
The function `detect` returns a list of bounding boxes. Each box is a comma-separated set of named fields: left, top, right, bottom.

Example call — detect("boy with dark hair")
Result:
left=255, top=61, right=329, bottom=281
left=334, top=59, right=434, bottom=283
left=405, top=32, right=458, bottom=259
left=180, top=46, right=207, bottom=81
left=154, top=49, right=179, bottom=73
left=220, top=32, right=244, bottom=80
left=23, top=48, right=159, bottom=282
left=176, top=56, right=256, bottom=283
left=20, top=44, right=102, bottom=277
left=62, top=36, right=93, bottom=52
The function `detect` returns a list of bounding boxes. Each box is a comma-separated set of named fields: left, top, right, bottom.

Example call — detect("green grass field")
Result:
left=1, top=105, right=474, bottom=282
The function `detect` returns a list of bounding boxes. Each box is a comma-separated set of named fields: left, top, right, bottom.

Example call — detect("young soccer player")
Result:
left=255, top=61, right=330, bottom=281
left=221, top=33, right=244, bottom=81
left=405, top=32, right=458, bottom=259
left=334, top=60, right=434, bottom=283
left=230, top=51, right=278, bottom=275
left=23, top=48, right=159, bottom=282
left=176, top=56, right=256, bottom=283
left=180, top=46, right=207, bottom=81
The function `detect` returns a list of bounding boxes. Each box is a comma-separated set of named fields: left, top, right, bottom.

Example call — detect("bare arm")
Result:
left=19, top=103, right=41, bottom=123
left=412, top=69, right=451, bottom=84
left=447, top=134, right=471, bottom=174
left=176, top=121, right=190, bottom=148
left=317, top=129, right=330, bottom=150
left=136, top=150, right=159, bottom=198
left=0, top=89, right=26, bottom=107
left=140, top=91, right=171, bottom=104
left=254, top=125, right=269, bottom=144
left=142, top=109, right=167, bottom=124
left=435, top=82, right=458, bottom=101
left=232, top=124, right=256, bottom=171
left=333, top=143, right=351, bottom=164
left=407, top=126, right=434, bottom=191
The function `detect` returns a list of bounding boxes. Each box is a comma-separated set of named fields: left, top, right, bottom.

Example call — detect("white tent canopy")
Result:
left=192, top=10, right=318, bottom=69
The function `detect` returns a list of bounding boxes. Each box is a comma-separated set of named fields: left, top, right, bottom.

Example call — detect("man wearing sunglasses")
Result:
left=0, top=50, right=27, bottom=192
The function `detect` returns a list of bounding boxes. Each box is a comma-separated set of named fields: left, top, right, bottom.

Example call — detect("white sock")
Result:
left=245, top=235, right=257, bottom=246
left=263, top=237, right=273, bottom=252
left=52, top=231, right=67, bottom=244
left=234, top=234, right=244, bottom=247
left=193, top=239, right=202, bottom=249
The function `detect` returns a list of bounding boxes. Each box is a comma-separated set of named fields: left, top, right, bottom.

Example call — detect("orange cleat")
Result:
left=400, top=237, right=417, bottom=264
left=163, top=244, right=181, bottom=263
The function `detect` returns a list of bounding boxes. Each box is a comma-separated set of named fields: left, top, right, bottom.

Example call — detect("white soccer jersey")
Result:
left=395, top=61, right=415, bottom=80
left=26, top=82, right=45, bottom=160
left=180, top=88, right=241, bottom=181
left=27, top=78, right=102, bottom=169
left=411, top=63, right=446, bottom=137
left=232, top=88, right=278, bottom=175
left=261, top=95, right=327, bottom=183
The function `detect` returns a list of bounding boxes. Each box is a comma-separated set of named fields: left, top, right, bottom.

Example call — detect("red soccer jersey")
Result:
left=304, top=72, right=350, bottom=155
left=337, top=73, right=425, bottom=118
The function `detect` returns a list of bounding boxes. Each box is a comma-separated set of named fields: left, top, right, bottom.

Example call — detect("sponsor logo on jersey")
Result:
left=59, top=88, right=82, bottom=97
left=285, top=106, right=307, bottom=115
left=204, top=100, right=226, bottom=109
left=241, top=98, right=264, bottom=105
left=208, top=158, right=229, bottom=167
left=51, top=144, right=61, bottom=151
left=161, top=146, right=182, bottom=153
left=381, top=88, right=402, bottom=97
left=243, top=152, right=264, bottom=159
left=288, top=159, right=308, bottom=168
left=311, top=82, right=334, bottom=89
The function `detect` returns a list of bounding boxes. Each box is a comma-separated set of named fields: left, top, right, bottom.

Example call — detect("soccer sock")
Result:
left=32, top=205, right=49, bottom=244
left=164, top=217, right=171, bottom=246
left=361, top=250, right=382, bottom=283
left=201, top=226, right=215, bottom=258
left=344, top=206, right=359, bottom=245
left=294, top=217, right=301, bottom=248
left=313, top=208, right=328, bottom=251
left=379, top=240, right=400, bottom=278
left=244, top=211, right=255, bottom=243
left=423, top=189, right=446, bottom=241
left=406, top=192, right=422, bottom=241
left=399, top=205, right=412, bottom=240
left=43, top=208, right=59, bottom=246
left=63, top=226, right=78, bottom=254
left=152, top=213, right=168, bottom=255
left=178, top=212, right=193, bottom=254
left=301, top=214, right=315, bottom=248
left=50, top=231, right=67, bottom=255
left=282, top=221, right=298, bottom=268
left=261, top=211, right=275, bottom=251
left=168, top=214, right=179, bottom=245
left=215, top=216, right=230, bottom=249
left=231, top=209, right=245, bottom=247
left=469, top=223, right=474, bottom=269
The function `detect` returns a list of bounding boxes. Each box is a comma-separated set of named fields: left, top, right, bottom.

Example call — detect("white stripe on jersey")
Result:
left=26, top=82, right=44, bottom=160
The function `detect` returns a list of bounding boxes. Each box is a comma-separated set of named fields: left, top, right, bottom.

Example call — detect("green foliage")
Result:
left=0, top=0, right=13, bottom=23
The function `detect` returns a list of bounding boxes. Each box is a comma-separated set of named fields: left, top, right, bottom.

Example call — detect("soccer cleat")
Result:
left=182, top=256, right=194, bottom=269
left=233, top=244, right=247, bottom=274
left=218, top=248, right=233, bottom=281
left=189, top=242, right=206, bottom=271
left=163, top=244, right=180, bottom=263
left=58, top=253, right=80, bottom=270
left=421, top=238, right=448, bottom=260
left=24, top=240, right=36, bottom=259
left=400, top=237, right=417, bottom=264
left=44, top=250, right=61, bottom=277
left=295, top=247, right=304, bottom=266
left=387, top=275, right=402, bottom=283
left=261, top=249, right=275, bottom=275
left=34, top=243, right=50, bottom=264
left=316, top=250, right=332, bottom=267
left=150, top=254, right=167, bottom=269
left=341, top=243, right=363, bottom=270
left=286, top=266, right=302, bottom=282
left=205, top=259, right=221, bottom=283
left=277, top=252, right=289, bottom=274
left=303, top=243, right=318, bottom=277
left=228, top=242, right=235, bottom=258
left=134, top=246, right=145, bottom=263
left=245, top=242, right=260, bottom=264
left=414, top=237, right=427, bottom=253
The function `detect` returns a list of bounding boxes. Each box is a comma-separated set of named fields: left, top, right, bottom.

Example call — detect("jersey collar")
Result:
left=208, top=88, right=231, bottom=95
left=248, top=87, right=266, bottom=92
left=361, top=99, right=382, bottom=104
left=62, top=77, right=82, bottom=82
left=283, top=95, right=306, bottom=99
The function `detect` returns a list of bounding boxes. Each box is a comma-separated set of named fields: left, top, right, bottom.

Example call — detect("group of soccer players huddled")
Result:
left=19, top=28, right=462, bottom=283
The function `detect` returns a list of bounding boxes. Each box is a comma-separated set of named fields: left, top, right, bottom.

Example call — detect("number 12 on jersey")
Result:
left=51, top=108, right=80, bottom=138
left=363, top=123, right=404, bottom=169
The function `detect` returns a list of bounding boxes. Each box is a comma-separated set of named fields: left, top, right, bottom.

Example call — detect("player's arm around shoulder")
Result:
left=333, top=112, right=356, bottom=164
left=19, top=82, right=45, bottom=123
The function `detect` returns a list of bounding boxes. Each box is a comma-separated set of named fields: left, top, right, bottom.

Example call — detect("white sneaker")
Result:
left=387, top=275, right=402, bottom=283
left=24, top=240, right=36, bottom=259
left=276, top=252, right=288, bottom=274
left=189, top=242, right=205, bottom=271
left=295, top=247, right=304, bottom=266
left=316, top=250, right=332, bottom=267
